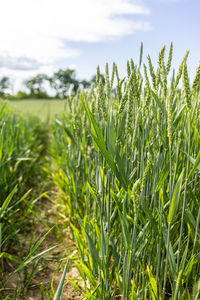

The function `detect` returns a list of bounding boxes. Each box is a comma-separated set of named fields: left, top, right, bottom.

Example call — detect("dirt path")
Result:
left=26, top=193, right=82, bottom=300
left=4, top=191, right=81, bottom=300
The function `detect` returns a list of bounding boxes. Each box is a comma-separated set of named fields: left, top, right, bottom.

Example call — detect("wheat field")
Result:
left=1, top=44, right=200, bottom=299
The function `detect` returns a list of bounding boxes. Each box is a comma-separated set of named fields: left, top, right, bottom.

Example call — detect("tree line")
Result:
left=0, top=69, right=105, bottom=99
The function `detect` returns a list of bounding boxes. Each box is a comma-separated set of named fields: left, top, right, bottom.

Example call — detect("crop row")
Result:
left=52, top=44, right=200, bottom=299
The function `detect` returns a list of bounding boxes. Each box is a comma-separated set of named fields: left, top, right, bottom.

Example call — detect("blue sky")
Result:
left=0, top=0, right=199, bottom=90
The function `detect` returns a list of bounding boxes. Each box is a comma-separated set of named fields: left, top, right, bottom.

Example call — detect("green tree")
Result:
left=0, top=77, right=11, bottom=97
left=49, top=69, right=79, bottom=98
left=24, top=74, right=49, bottom=98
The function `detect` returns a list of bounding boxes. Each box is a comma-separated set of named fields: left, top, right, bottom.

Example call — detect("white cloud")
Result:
left=0, top=55, right=41, bottom=71
left=0, top=0, right=151, bottom=78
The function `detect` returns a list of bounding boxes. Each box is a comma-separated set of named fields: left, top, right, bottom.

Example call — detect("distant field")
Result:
left=7, top=99, right=68, bottom=121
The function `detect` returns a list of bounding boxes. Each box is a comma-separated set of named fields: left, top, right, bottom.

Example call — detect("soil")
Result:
left=3, top=193, right=82, bottom=300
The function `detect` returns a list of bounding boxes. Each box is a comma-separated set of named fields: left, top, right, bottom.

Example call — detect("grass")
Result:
left=0, top=101, right=52, bottom=298
left=7, top=99, right=68, bottom=121
left=0, top=100, right=79, bottom=299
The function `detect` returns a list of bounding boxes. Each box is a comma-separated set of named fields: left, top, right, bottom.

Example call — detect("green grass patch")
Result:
left=7, top=99, right=68, bottom=121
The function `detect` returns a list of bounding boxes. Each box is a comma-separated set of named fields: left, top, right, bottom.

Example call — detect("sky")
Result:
left=0, top=0, right=200, bottom=92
